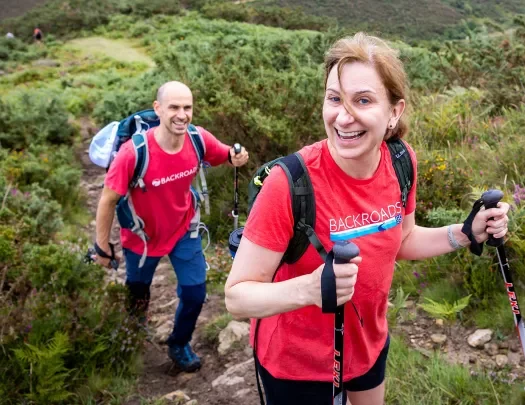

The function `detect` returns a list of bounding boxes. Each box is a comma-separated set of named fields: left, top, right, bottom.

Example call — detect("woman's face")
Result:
left=323, top=62, right=404, bottom=164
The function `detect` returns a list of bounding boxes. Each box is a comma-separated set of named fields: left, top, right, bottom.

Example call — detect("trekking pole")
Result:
left=232, top=143, right=242, bottom=230
left=332, top=241, right=360, bottom=405
left=481, top=189, right=525, bottom=358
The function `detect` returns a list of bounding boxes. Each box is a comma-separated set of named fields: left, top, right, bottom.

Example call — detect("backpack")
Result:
left=247, top=138, right=414, bottom=264
left=89, top=109, right=209, bottom=267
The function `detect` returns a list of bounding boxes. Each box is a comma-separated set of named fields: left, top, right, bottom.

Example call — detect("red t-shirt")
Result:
left=105, top=126, right=230, bottom=256
left=243, top=139, right=417, bottom=382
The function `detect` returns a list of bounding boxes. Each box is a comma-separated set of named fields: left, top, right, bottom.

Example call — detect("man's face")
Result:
left=154, top=88, right=193, bottom=137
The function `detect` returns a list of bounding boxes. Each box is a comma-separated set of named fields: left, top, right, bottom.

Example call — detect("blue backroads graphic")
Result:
left=330, top=214, right=403, bottom=241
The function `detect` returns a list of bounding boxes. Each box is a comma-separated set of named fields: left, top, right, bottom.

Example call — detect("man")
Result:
left=93, top=81, right=249, bottom=371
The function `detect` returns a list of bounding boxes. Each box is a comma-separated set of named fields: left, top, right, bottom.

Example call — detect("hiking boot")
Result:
left=168, top=343, right=201, bottom=372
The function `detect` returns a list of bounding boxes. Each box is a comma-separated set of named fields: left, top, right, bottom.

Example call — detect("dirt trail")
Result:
left=78, top=119, right=260, bottom=404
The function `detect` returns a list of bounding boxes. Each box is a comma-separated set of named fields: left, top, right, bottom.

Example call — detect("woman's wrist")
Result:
left=449, top=224, right=470, bottom=249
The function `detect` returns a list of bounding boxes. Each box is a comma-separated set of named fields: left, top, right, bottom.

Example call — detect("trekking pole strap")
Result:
left=461, top=198, right=485, bottom=256
left=321, top=250, right=338, bottom=314
left=94, top=241, right=118, bottom=270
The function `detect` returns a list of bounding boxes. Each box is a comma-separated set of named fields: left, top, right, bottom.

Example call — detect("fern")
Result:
left=13, top=332, right=73, bottom=403
left=418, top=295, right=471, bottom=322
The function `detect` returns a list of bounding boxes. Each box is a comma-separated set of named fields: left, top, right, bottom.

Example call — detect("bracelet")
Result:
left=447, top=225, right=463, bottom=250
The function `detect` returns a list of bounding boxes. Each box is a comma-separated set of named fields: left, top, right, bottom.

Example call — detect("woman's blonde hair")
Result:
left=324, top=32, right=409, bottom=140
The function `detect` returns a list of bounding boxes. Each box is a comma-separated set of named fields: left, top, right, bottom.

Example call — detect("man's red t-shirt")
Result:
left=105, top=126, right=230, bottom=256
left=243, top=139, right=417, bottom=382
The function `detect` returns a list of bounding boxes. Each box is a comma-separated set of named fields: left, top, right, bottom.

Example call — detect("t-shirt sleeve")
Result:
left=404, top=141, right=418, bottom=216
left=104, top=144, right=135, bottom=196
left=198, top=127, right=230, bottom=166
left=242, top=166, right=295, bottom=253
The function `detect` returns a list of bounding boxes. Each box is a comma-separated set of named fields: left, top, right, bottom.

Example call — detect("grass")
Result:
left=66, top=37, right=155, bottom=67
left=386, top=335, right=525, bottom=404
left=203, top=312, right=233, bottom=344
left=471, top=294, right=516, bottom=335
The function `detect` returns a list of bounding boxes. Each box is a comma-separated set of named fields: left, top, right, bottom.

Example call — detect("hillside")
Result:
left=2, top=2, right=525, bottom=404
left=0, top=0, right=48, bottom=21
left=254, top=0, right=525, bottom=39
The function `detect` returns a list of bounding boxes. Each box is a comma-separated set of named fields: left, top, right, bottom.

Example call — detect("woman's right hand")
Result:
left=308, top=256, right=361, bottom=308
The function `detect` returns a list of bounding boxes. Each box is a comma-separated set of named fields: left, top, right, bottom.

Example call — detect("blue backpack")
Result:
left=89, top=109, right=209, bottom=267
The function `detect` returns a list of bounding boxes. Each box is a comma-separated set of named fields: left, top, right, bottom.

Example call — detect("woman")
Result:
left=224, top=33, right=509, bottom=405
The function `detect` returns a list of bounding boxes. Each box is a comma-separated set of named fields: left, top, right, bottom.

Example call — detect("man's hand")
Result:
left=229, top=146, right=249, bottom=167
left=91, top=242, right=121, bottom=269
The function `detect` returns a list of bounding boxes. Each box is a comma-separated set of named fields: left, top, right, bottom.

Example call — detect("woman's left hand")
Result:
left=471, top=202, right=510, bottom=243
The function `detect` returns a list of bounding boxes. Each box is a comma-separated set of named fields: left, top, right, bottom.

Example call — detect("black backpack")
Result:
left=246, top=138, right=414, bottom=263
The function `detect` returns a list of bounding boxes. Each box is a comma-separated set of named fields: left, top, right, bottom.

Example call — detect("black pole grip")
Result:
left=481, top=189, right=504, bottom=247
left=233, top=143, right=242, bottom=154
left=333, top=241, right=360, bottom=264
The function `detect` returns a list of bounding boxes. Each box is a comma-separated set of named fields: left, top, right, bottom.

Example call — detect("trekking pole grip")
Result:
left=233, top=143, right=242, bottom=155
left=333, top=241, right=360, bottom=264
left=481, top=189, right=504, bottom=247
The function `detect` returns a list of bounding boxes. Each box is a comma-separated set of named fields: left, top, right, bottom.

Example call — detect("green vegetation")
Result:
left=386, top=335, right=525, bottom=404
left=1, top=1, right=525, bottom=403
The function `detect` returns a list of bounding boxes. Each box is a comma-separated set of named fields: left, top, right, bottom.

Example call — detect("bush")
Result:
left=0, top=91, right=75, bottom=150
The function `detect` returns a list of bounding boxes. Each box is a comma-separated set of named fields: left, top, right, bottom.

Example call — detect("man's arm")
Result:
left=94, top=186, right=122, bottom=268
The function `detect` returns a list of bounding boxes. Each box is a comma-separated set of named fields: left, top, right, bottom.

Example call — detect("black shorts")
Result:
left=256, top=335, right=390, bottom=405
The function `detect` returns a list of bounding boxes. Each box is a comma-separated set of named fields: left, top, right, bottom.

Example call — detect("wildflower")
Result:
left=413, top=271, right=420, bottom=278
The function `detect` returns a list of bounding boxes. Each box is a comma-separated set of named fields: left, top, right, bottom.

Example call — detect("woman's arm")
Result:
left=224, top=237, right=360, bottom=319
left=397, top=203, right=510, bottom=261
left=224, top=237, right=318, bottom=319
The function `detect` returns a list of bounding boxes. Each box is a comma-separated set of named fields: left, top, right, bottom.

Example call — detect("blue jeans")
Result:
left=124, top=231, right=207, bottom=347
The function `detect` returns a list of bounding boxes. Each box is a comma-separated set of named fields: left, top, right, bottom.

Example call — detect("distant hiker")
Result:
left=33, top=28, right=43, bottom=43
left=93, top=81, right=249, bottom=372
left=225, top=33, right=510, bottom=405
left=6, top=32, right=14, bottom=39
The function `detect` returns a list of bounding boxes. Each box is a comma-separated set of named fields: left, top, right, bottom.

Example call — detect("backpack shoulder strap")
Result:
left=275, top=153, right=327, bottom=264
left=386, top=139, right=414, bottom=208
left=187, top=124, right=206, bottom=163
left=130, top=132, right=149, bottom=191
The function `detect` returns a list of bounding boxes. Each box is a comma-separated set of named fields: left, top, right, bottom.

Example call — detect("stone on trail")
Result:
left=467, top=329, right=493, bottom=348
left=218, top=320, right=250, bottom=355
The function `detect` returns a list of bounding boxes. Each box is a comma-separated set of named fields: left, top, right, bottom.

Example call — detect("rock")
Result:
left=150, top=314, right=172, bottom=327
left=509, top=340, right=521, bottom=353
left=233, top=388, right=251, bottom=398
left=469, top=354, right=477, bottom=364
left=158, top=298, right=179, bottom=310
left=153, top=274, right=169, bottom=286
left=435, top=319, right=444, bottom=327
left=484, top=342, right=499, bottom=356
left=430, top=334, right=447, bottom=345
left=467, top=329, right=493, bottom=348
left=162, top=390, right=190, bottom=401
left=156, top=262, right=173, bottom=273
left=212, top=358, right=254, bottom=388
left=185, top=401, right=198, bottom=405
left=218, top=321, right=250, bottom=355
left=405, top=300, right=415, bottom=309
left=508, top=351, right=521, bottom=366
left=495, top=354, right=509, bottom=368
left=155, top=320, right=174, bottom=343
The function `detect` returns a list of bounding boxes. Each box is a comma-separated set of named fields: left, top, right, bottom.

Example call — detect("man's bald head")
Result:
left=156, top=81, right=192, bottom=104
left=153, top=81, right=194, bottom=138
